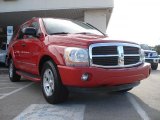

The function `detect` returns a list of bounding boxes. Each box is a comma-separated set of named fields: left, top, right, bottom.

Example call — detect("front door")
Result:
left=12, top=23, right=30, bottom=70
left=20, top=19, right=43, bottom=74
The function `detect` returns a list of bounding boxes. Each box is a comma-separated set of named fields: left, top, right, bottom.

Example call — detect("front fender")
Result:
left=41, top=45, right=66, bottom=65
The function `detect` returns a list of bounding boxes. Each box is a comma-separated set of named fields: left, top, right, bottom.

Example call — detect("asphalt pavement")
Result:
left=0, top=64, right=160, bottom=120
left=0, top=63, right=8, bottom=74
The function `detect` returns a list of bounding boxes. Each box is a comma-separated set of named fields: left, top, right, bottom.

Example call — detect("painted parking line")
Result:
left=0, top=93, right=7, bottom=95
left=0, top=87, right=19, bottom=90
left=0, top=82, right=11, bottom=84
left=0, top=76, right=9, bottom=79
left=13, top=104, right=86, bottom=120
left=127, top=94, right=150, bottom=120
left=0, top=80, right=9, bottom=82
left=0, top=82, right=33, bottom=100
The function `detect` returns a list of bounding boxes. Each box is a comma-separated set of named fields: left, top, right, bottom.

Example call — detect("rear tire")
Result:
left=9, top=59, right=21, bottom=82
left=41, top=61, right=69, bottom=104
left=151, top=63, right=158, bottom=70
left=5, top=56, right=8, bottom=67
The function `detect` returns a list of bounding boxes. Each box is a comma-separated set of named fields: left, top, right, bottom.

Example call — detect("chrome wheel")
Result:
left=41, top=61, right=69, bottom=104
left=9, top=61, right=13, bottom=78
left=43, top=69, right=55, bottom=97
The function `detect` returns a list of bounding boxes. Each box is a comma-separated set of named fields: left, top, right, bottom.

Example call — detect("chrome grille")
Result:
left=92, top=46, right=118, bottom=55
left=89, top=43, right=142, bottom=68
left=124, top=56, right=140, bottom=65
left=92, top=56, right=118, bottom=66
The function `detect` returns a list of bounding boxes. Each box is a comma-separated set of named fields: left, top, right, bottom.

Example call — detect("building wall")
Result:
left=0, top=0, right=113, bottom=12
left=84, top=9, right=112, bottom=33
left=0, top=0, right=113, bottom=43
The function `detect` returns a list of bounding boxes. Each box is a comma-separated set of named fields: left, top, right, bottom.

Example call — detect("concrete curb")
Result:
left=0, top=68, right=8, bottom=75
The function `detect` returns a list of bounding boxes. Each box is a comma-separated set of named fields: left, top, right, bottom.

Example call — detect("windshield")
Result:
left=140, top=44, right=152, bottom=50
left=43, top=18, right=104, bottom=36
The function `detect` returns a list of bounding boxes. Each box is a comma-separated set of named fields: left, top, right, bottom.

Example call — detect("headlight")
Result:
left=140, top=49, right=145, bottom=62
left=64, top=47, right=89, bottom=67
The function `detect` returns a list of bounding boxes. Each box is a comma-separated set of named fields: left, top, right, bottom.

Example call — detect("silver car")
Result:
left=0, top=43, right=8, bottom=65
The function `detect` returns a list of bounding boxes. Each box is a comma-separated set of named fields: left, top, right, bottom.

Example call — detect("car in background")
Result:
left=159, top=55, right=160, bottom=63
left=140, top=44, right=159, bottom=70
left=0, top=43, right=8, bottom=65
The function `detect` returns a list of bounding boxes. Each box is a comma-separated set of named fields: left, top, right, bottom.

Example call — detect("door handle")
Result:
left=21, top=43, right=26, bottom=47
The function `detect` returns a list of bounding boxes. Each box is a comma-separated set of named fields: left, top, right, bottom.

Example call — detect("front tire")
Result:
left=9, top=59, right=21, bottom=82
left=41, top=61, right=69, bottom=104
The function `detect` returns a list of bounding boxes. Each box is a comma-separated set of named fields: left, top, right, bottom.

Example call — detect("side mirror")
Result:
left=22, top=27, right=37, bottom=37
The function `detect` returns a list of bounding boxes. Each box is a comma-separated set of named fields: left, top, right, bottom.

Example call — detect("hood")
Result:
left=48, top=34, right=138, bottom=47
left=143, top=50, right=157, bottom=53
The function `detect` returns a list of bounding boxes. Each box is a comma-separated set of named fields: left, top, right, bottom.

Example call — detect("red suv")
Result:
left=7, top=18, right=151, bottom=104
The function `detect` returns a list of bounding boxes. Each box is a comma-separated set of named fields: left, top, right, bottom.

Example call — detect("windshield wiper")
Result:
left=50, top=32, right=69, bottom=35
left=75, top=32, right=93, bottom=35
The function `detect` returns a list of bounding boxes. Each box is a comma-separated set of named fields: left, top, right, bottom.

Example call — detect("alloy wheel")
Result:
left=43, top=69, right=55, bottom=97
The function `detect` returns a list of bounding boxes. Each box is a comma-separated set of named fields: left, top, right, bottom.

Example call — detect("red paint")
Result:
left=8, top=18, right=151, bottom=88
left=58, top=63, right=150, bottom=87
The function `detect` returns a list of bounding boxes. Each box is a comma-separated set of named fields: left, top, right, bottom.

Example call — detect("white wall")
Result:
left=0, top=0, right=113, bottom=13
left=0, top=0, right=113, bottom=34
left=84, top=9, right=112, bottom=33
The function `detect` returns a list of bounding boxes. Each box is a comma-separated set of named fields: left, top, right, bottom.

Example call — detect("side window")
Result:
left=30, top=21, right=41, bottom=35
left=17, top=24, right=29, bottom=39
left=11, top=27, right=19, bottom=41
left=30, top=22, right=39, bottom=29
left=17, top=30, right=23, bottom=39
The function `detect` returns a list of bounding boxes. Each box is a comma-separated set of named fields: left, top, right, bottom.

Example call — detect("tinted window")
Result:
left=43, top=18, right=103, bottom=36
left=11, top=27, right=19, bottom=42
left=30, top=21, right=41, bottom=35
left=30, top=21, right=39, bottom=29
left=17, top=23, right=29, bottom=39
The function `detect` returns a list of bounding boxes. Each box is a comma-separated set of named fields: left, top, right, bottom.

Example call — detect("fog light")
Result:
left=81, top=73, right=89, bottom=81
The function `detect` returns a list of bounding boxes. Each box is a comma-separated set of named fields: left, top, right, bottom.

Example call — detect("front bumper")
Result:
left=58, top=63, right=151, bottom=87
left=145, top=58, right=159, bottom=64
left=68, top=82, right=140, bottom=93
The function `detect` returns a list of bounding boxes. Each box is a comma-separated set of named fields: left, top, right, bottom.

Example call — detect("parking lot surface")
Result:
left=0, top=64, right=160, bottom=120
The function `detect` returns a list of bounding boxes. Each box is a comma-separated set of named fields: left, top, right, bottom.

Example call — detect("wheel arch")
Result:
left=38, top=55, right=58, bottom=75
left=39, top=45, right=65, bottom=76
